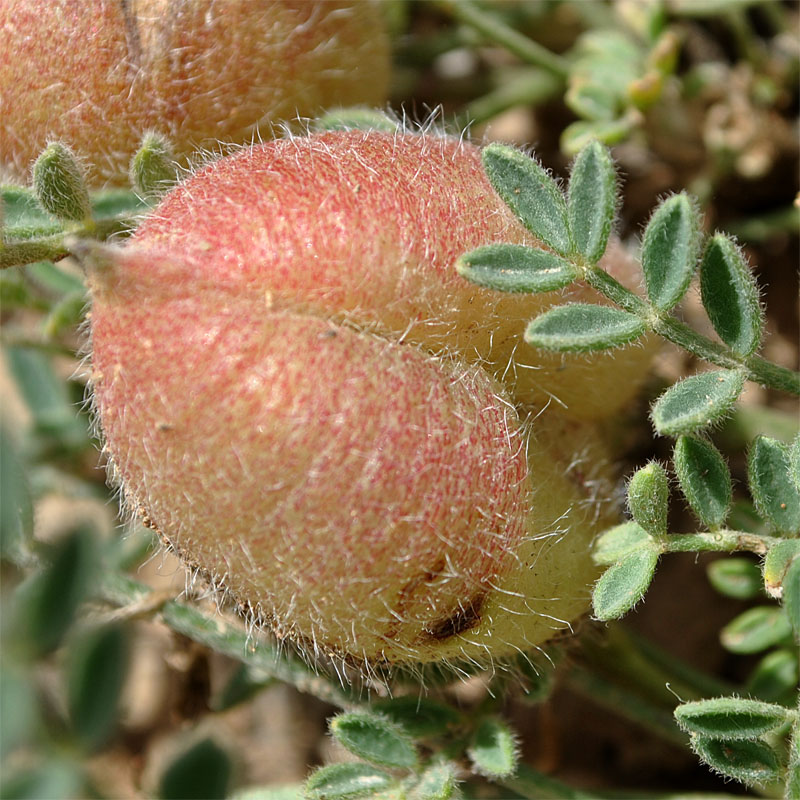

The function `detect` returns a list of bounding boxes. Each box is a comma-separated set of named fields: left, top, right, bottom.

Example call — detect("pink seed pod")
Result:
left=86, top=130, right=636, bottom=666
left=131, top=130, right=652, bottom=419
left=0, top=0, right=389, bottom=185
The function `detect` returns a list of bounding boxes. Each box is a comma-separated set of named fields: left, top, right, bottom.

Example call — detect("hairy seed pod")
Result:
left=87, top=130, right=644, bottom=666
left=0, top=0, right=389, bottom=185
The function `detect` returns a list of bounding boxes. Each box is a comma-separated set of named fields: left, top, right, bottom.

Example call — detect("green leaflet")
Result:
left=456, top=244, right=577, bottom=293
left=482, top=143, right=572, bottom=255
left=673, top=435, right=732, bottom=528
left=783, top=559, right=800, bottom=635
left=762, top=539, right=800, bottom=598
left=304, top=764, right=393, bottom=800
left=525, top=303, right=645, bottom=352
left=567, top=139, right=618, bottom=264
left=706, top=558, right=762, bottom=600
left=11, top=526, right=97, bottom=657
left=1, top=185, right=62, bottom=239
left=700, top=233, right=763, bottom=357
left=721, top=606, right=793, bottom=654
left=747, top=649, right=799, bottom=703
left=748, top=436, right=800, bottom=535
left=330, top=711, right=417, bottom=770
left=675, top=697, right=790, bottom=740
left=592, top=546, right=660, bottom=620
left=158, top=738, right=232, bottom=800
left=411, top=762, right=460, bottom=800
left=790, top=435, right=800, bottom=492
left=650, top=370, right=745, bottom=437
left=641, top=193, right=700, bottom=312
left=313, top=108, right=400, bottom=133
left=0, top=423, right=33, bottom=560
left=467, top=718, right=519, bottom=779
left=561, top=116, right=636, bottom=156
left=627, top=462, right=670, bottom=536
left=370, top=697, right=459, bottom=739
left=67, top=624, right=130, bottom=752
left=593, top=521, right=654, bottom=566
left=690, top=736, right=781, bottom=787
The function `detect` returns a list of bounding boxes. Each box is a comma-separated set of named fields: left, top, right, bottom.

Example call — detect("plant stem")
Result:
left=564, top=664, right=687, bottom=747
left=97, top=571, right=362, bottom=709
left=453, top=68, right=562, bottom=132
left=725, top=205, right=800, bottom=242
left=660, top=530, right=780, bottom=555
left=499, top=764, right=598, bottom=799
left=0, top=216, right=136, bottom=270
left=582, top=266, right=800, bottom=396
left=432, top=0, right=570, bottom=80
left=577, top=625, right=734, bottom=716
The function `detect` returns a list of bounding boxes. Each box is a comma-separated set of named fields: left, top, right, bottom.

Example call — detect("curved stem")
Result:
left=498, top=764, right=598, bottom=799
left=582, top=266, right=800, bottom=396
left=97, top=571, right=363, bottom=709
left=564, top=664, right=686, bottom=747
left=453, top=68, right=562, bottom=132
left=432, top=0, right=570, bottom=80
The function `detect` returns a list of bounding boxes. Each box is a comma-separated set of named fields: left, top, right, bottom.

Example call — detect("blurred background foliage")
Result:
left=1, top=0, right=798, bottom=798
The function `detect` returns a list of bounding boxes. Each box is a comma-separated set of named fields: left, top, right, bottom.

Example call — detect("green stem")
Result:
left=432, top=0, right=570, bottom=79
left=659, top=530, right=781, bottom=555
left=582, top=266, right=800, bottom=396
left=0, top=216, right=137, bottom=270
left=1, top=235, right=71, bottom=269
left=498, top=764, right=598, bottom=800
left=609, top=626, right=737, bottom=700
left=564, top=664, right=687, bottom=748
left=97, top=571, right=362, bottom=709
left=0, top=330, right=78, bottom=357
left=725, top=205, right=800, bottom=243
left=577, top=625, right=734, bottom=721
left=453, top=68, right=562, bottom=131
